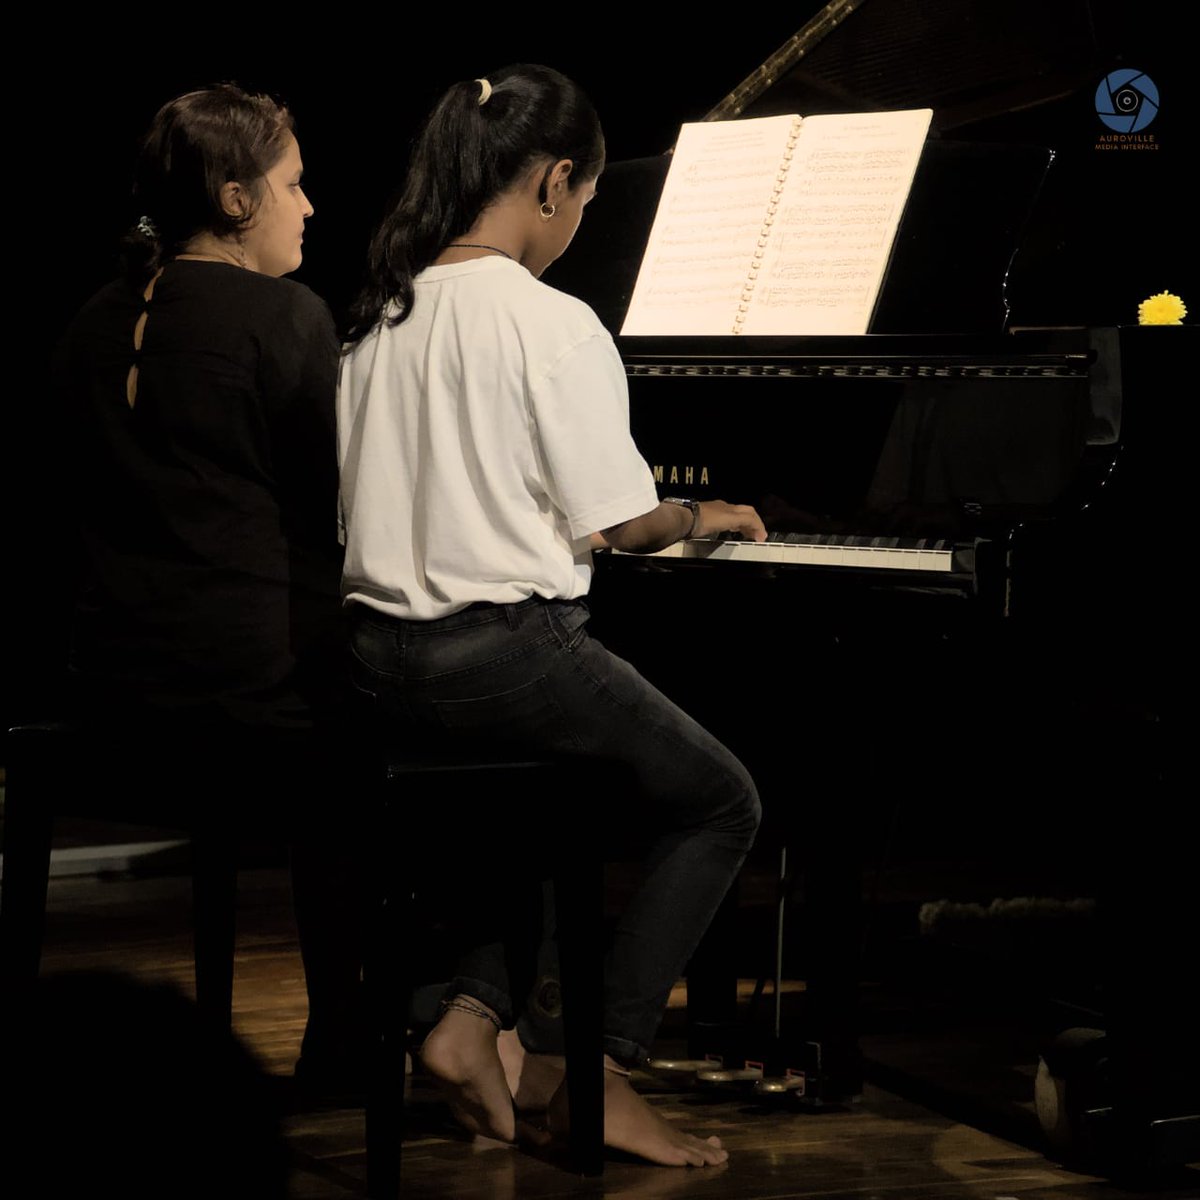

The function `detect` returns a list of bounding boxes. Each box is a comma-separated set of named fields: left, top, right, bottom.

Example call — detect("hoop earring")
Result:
left=539, top=202, right=556, bottom=221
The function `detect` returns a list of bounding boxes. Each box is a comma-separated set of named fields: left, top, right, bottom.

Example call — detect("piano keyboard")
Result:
left=619, top=533, right=965, bottom=573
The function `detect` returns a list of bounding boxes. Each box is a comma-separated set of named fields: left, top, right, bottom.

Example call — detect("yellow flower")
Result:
left=1137, top=291, right=1187, bottom=325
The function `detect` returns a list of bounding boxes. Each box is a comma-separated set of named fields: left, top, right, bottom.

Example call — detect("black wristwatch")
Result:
left=662, top=496, right=700, bottom=539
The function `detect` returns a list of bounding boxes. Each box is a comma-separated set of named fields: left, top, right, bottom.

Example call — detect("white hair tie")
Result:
left=475, top=78, right=492, bottom=105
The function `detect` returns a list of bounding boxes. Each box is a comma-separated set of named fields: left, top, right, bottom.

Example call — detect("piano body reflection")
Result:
left=543, top=1, right=1197, bottom=1167
left=606, top=327, right=1111, bottom=618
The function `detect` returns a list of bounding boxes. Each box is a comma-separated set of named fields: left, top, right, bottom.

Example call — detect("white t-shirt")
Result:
left=337, top=256, right=659, bottom=620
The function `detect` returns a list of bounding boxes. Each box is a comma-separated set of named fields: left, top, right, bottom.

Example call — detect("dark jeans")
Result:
left=347, top=596, right=760, bottom=1064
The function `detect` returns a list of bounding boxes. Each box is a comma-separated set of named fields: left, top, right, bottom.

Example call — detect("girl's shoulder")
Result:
left=496, top=263, right=609, bottom=340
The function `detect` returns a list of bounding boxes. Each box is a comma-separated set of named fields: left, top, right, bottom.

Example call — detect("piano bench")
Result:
left=366, top=752, right=618, bottom=1193
left=0, top=722, right=613, bottom=1196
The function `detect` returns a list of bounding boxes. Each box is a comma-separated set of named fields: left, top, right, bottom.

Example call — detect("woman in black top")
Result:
left=59, top=85, right=340, bottom=726
left=54, top=84, right=359, bottom=1083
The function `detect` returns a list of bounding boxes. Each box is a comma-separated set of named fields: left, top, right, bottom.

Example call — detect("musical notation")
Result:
left=620, top=109, right=931, bottom=336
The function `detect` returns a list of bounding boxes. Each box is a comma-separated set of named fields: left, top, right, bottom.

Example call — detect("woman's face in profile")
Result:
left=243, top=132, right=313, bottom=277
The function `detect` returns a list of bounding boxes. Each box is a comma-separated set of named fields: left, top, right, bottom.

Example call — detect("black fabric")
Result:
left=53, top=259, right=343, bottom=728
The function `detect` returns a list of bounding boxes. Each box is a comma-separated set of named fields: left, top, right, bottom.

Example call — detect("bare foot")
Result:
left=496, top=1028, right=526, bottom=1099
left=548, top=1058, right=728, bottom=1167
left=419, top=998, right=516, bottom=1143
left=497, top=1028, right=566, bottom=1113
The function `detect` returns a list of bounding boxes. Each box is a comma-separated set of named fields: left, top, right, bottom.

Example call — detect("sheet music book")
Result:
left=619, top=109, right=933, bottom=337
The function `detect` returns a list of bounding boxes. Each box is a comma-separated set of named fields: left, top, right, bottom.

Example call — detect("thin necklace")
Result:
left=176, top=251, right=244, bottom=269
left=445, top=242, right=514, bottom=261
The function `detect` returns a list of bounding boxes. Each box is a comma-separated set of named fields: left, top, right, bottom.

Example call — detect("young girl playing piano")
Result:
left=337, top=63, right=765, bottom=1166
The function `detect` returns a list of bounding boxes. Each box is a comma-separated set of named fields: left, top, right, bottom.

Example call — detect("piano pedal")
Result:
left=720, top=1037, right=862, bottom=1109
left=644, top=1054, right=724, bottom=1080
left=757, top=1064, right=863, bottom=1109
left=649, top=1036, right=863, bottom=1107
left=754, top=1068, right=808, bottom=1099
left=695, top=1059, right=764, bottom=1090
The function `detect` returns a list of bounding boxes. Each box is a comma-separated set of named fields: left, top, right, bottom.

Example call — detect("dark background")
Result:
left=4, top=4, right=1192, bottom=731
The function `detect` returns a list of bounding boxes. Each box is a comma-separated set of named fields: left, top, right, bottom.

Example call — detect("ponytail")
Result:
left=344, top=64, right=604, bottom=344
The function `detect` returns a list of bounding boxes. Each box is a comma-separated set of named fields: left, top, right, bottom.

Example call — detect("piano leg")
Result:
left=684, top=883, right=740, bottom=1062
left=1090, top=713, right=1200, bottom=1174
left=679, top=803, right=872, bottom=1104
left=801, top=833, right=866, bottom=1100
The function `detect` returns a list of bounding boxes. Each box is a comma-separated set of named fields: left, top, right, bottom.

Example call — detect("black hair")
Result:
left=121, top=83, right=295, bottom=284
left=343, top=64, right=604, bottom=343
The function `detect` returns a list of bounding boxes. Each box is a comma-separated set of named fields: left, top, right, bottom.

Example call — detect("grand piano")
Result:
left=545, top=0, right=1197, bottom=1176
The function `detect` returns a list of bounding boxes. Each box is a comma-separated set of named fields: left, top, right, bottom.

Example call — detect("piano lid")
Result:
left=702, top=0, right=1107, bottom=135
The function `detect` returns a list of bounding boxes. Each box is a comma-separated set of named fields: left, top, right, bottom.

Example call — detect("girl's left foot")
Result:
left=420, top=997, right=516, bottom=1143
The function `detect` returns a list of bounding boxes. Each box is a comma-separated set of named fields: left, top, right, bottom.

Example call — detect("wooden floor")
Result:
left=16, top=841, right=1200, bottom=1200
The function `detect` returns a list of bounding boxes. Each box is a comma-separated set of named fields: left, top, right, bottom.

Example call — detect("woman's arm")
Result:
left=263, top=286, right=341, bottom=552
left=598, top=500, right=766, bottom=554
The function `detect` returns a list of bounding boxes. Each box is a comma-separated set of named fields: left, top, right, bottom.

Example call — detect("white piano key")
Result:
left=614, top=537, right=960, bottom=573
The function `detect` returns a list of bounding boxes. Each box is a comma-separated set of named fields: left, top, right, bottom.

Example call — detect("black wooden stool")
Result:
left=365, top=755, right=614, bottom=1196
left=1, top=722, right=613, bottom=1195
left=0, top=720, right=307, bottom=1026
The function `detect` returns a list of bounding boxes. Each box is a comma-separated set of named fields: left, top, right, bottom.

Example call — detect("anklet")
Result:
left=439, top=997, right=502, bottom=1030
